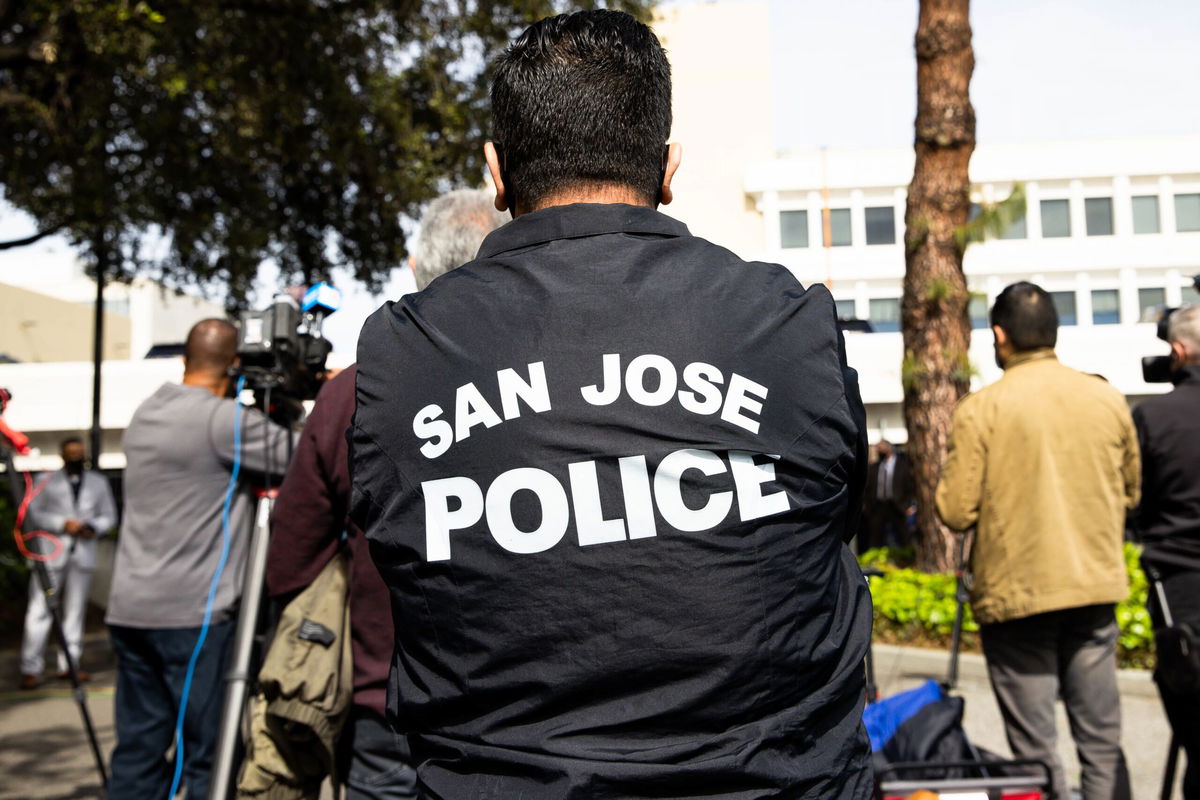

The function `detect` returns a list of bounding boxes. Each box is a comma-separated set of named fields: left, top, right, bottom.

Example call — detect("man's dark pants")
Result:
left=338, top=708, right=419, bottom=800
left=1148, top=567, right=1200, bottom=799
left=979, top=603, right=1131, bottom=800
left=107, top=620, right=235, bottom=800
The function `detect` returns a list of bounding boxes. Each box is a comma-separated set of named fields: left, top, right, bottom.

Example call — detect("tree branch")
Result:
left=0, top=88, right=40, bottom=107
left=0, top=223, right=68, bottom=250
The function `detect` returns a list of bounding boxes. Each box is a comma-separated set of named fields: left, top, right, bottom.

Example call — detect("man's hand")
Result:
left=78, top=525, right=97, bottom=540
left=63, top=519, right=83, bottom=535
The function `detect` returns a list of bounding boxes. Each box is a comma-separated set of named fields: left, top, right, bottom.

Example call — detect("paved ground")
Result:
left=873, top=643, right=1183, bottom=800
left=0, top=637, right=115, bottom=800
left=0, top=638, right=1186, bottom=799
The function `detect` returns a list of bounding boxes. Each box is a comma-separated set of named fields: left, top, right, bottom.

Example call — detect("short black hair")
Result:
left=491, top=9, right=672, bottom=211
left=990, top=282, right=1058, bottom=351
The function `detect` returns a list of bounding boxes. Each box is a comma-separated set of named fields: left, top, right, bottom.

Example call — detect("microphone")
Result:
left=301, top=282, right=342, bottom=342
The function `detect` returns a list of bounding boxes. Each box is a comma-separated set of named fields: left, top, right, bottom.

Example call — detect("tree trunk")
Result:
left=903, top=0, right=975, bottom=574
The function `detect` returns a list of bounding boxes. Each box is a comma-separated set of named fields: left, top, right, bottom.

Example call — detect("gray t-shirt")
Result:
left=106, top=382, right=293, bottom=629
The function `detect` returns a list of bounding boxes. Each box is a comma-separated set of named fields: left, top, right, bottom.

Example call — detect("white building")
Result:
left=0, top=265, right=226, bottom=469
left=740, top=135, right=1200, bottom=441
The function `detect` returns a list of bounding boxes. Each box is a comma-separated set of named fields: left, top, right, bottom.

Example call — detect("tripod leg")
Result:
left=31, top=557, right=109, bottom=789
left=1162, top=734, right=1179, bottom=800
left=209, top=494, right=274, bottom=800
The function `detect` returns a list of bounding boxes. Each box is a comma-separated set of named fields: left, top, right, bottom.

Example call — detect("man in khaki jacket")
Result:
left=937, top=282, right=1139, bottom=800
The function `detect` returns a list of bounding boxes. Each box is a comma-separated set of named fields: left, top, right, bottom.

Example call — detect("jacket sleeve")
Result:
left=936, top=395, right=985, bottom=532
left=88, top=473, right=118, bottom=535
left=28, top=476, right=68, bottom=534
left=267, top=372, right=354, bottom=598
left=210, top=401, right=297, bottom=481
left=839, top=336, right=869, bottom=545
left=1122, top=406, right=1142, bottom=513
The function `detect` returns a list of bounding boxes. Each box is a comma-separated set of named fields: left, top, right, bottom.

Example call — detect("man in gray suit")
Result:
left=20, top=436, right=116, bottom=689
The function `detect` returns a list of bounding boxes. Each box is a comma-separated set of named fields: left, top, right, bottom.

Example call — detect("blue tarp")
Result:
left=862, top=678, right=945, bottom=752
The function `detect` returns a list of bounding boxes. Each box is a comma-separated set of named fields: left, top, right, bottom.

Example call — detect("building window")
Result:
left=1084, top=198, right=1113, bottom=236
left=868, top=298, right=901, bottom=333
left=1132, top=196, right=1160, bottom=234
left=1183, top=284, right=1200, bottom=306
left=1139, top=288, right=1166, bottom=321
left=1049, top=291, right=1077, bottom=326
left=825, top=208, right=852, bottom=247
left=968, top=294, right=989, bottom=329
left=864, top=206, right=896, bottom=245
left=835, top=299, right=857, bottom=320
left=780, top=210, right=808, bottom=248
left=1091, top=289, right=1120, bottom=325
left=1000, top=213, right=1028, bottom=239
left=1041, top=199, right=1071, bottom=238
left=1176, top=194, right=1200, bottom=232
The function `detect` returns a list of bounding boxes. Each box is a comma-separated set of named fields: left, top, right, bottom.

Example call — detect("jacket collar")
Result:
left=1175, top=364, right=1200, bottom=386
left=1004, top=348, right=1057, bottom=371
left=476, top=203, right=691, bottom=260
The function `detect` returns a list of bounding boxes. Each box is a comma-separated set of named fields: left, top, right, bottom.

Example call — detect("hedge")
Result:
left=859, top=543, right=1154, bottom=670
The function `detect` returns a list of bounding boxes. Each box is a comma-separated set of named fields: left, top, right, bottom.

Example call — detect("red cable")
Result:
left=13, top=470, right=63, bottom=563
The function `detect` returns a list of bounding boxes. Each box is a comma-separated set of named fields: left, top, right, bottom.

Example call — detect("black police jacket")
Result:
left=1135, top=364, right=1200, bottom=571
left=351, top=203, right=873, bottom=799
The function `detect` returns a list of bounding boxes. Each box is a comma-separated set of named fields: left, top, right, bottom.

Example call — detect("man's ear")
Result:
left=659, top=142, right=682, bottom=206
left=1171, top=340, right=1188, bottom=368
left=484, top=141, right=509, bottom=214
left=991, top=324, right=1008, bottom=348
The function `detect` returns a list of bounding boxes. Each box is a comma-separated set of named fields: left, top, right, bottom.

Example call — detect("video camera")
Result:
left=1142, top=274, right=1200, bottom=383
left=235, top=282, right=342, bottom=403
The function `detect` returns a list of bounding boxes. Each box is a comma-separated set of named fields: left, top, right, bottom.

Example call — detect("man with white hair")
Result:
left=1134, top=301, right=1200, bottom=799
left=264, top=187, right=506, bottom=799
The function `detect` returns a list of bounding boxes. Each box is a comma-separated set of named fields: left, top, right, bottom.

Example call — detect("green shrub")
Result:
left=859, top=543, right=1154, bottom=669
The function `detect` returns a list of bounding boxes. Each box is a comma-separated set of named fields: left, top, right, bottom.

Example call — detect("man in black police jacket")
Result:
left=350, top=10, right=872, bottom=798
left=1135, top=302, right=1200, bottom=798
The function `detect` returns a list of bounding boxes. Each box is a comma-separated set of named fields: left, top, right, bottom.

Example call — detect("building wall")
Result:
left=744, top=136, right=1200, bottom=441
left=0, top=282, right=132, bottom=362
left=652, top=1, right=773, bottom=256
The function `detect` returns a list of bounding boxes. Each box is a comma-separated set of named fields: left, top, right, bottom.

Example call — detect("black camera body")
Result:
left=1142, top=275, right=1200, bottom=384
left=235, top=283, right=341, bottom=403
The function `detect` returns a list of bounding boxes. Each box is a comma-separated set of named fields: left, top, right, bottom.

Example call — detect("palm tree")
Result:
left=902, top=0, right=975, bottom=573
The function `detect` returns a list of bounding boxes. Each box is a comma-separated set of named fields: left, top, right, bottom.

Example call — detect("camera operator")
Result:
left=105, top=318, right=294, bottom=800
left=1134, top=302, right=1200, bottom=798
left=261, top=189, right=506, bottom=799
left=351, top=10, right=871, bottom=799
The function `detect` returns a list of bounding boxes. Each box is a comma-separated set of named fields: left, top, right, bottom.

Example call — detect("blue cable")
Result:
left=168, top=376, right=246, bottom=799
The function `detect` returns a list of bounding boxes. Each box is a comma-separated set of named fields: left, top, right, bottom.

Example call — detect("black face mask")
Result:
left=64, top=458, right=85, bottom=475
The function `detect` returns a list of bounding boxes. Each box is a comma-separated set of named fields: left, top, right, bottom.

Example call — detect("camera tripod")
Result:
left=208, top=487, right=277, bottom=800
left=0, top=443, right=109, bottom=790
left=208, top=377, right=296, bottom=800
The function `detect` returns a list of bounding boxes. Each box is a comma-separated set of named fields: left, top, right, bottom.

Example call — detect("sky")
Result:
left=2, top=0, right=1198, bottom=354
left=767, top=0, right=1200, bottom=153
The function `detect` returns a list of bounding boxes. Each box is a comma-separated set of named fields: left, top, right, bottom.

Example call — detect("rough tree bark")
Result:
left=902, top=0, right=975, bottom=573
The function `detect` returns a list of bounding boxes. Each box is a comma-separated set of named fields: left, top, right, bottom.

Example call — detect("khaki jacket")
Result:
left=936, top=350, right=1140, bottom=625
left=238, top=550, right=353, bottom=799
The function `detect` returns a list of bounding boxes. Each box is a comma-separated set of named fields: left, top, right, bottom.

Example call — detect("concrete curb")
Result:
left=873, top=642, right=1159, bottom=699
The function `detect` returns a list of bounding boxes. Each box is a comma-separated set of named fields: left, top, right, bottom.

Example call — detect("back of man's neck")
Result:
left=524, top=185, right=652, bottom=215
left=182, top=373, right=226, bottom=397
